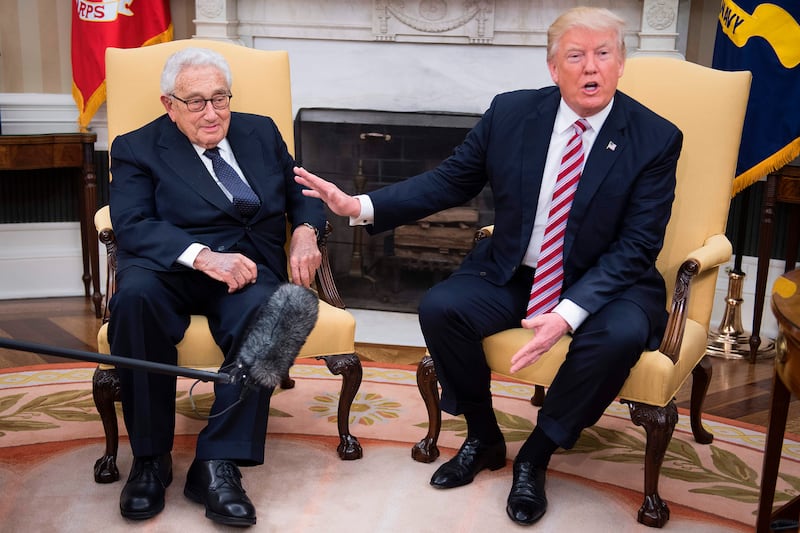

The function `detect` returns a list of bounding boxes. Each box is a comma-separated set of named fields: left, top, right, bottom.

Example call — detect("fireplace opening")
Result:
left=295, top=108, right=493, bottom=313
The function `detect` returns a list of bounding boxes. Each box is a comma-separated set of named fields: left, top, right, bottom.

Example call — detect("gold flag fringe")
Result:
left=731, top=137, right=800, bottom=197
left=73, top=24, right=175, bottom=130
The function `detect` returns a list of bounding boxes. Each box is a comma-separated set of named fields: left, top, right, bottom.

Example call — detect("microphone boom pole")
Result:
left=0, top=337, right=235, bottom=384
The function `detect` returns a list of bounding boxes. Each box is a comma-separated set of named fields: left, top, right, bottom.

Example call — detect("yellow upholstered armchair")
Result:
left=412, top=57, right=751, bottom=528
left=92, top=39, right=363, bottom=484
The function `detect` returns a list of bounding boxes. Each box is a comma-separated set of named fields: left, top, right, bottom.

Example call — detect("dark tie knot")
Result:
left=204, top=147, right=222, bottom=159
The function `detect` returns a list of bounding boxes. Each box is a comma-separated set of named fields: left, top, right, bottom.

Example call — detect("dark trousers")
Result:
left=418, top=268, right=649, bottom=450
left=108, top=265, right=279, bottom=465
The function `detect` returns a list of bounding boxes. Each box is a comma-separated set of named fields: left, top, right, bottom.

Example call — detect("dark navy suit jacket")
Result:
left=109, top=112, right=325, bottom=282
left=368, top=87, right=682, bottom=348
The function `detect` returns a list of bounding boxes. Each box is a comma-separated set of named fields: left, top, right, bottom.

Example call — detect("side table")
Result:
left=756, top=268, right=800, bottom=532
left=0, top=132, right=101, bottom=317
left=750, top=165, right=800, bottom=362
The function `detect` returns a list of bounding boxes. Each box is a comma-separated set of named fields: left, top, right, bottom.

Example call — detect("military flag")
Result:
left=71, top=0, right=172, bottom=129
left=713, top=0, right=800, bottom=194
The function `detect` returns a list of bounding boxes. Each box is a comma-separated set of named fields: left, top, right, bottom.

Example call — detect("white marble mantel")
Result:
left=194, top=0, right=689, bottom=116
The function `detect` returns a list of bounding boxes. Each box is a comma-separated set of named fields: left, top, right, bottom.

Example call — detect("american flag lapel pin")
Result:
left=606, top=141, right=617, bottom=151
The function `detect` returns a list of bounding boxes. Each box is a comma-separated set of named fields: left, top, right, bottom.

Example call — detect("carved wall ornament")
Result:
left=197, top=0, right=225, bottom=20
left=645, top=0, right=677, bottom=31
left=374, top=0, right=495, bottom=43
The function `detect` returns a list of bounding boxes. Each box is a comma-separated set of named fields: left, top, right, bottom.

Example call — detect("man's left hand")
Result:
left=289, top=224, right=322, bottom=288
left=509, top=313, right=570, bottom=373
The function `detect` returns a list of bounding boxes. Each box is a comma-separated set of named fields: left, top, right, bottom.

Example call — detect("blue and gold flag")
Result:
left=713, top=0, right=800, bottom=195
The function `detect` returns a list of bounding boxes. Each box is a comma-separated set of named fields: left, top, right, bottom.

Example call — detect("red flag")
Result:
left=71, top=0, right=172, bottom=129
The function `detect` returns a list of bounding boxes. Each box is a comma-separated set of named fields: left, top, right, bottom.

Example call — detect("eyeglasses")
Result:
left=170, top=93, right=233, bottom=112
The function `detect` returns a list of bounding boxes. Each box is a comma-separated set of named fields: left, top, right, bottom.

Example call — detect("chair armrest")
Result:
left=96, top=210, right=347, bottom=315
left=94, top=205, right=117, bottom=323
left=474, top=225, right=495, bottom=243
left=315, top=221, right=346, bottom=309
left=95, top=205, right=112, bottom=233
left=683, top=233, right=732, bottom=274
left=659, top=234, right=733, bottom=362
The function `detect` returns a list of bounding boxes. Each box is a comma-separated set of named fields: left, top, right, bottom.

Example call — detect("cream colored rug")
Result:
left=2, top=361, right=793, bottom=532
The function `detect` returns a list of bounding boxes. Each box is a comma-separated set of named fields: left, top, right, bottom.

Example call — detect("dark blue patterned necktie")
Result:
left=203, top=147, right=260, bottom=218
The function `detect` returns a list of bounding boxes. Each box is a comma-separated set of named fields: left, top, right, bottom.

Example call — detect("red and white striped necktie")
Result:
left=526, top=118, right=590, bottom=319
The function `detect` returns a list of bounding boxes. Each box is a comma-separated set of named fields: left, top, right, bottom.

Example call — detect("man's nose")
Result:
left=584, top=54, right=598, bottom=72
left=202, top=100, right=218, bottom=117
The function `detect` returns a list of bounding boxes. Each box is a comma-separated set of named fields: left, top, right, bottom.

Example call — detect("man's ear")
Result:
left=160, top=95, right=175, bottom=119
left=547, top=60, right=559, bottom=86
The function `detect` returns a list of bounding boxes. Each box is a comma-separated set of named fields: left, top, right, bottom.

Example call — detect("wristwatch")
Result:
left=301, top=222, right=319, bottom=239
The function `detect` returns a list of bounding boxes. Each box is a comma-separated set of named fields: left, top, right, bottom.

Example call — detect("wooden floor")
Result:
left=1, top=295, right=798, bottom=433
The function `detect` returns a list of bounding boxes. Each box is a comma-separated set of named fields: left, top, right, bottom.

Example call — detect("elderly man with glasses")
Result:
left=108, top=47, right=325, bottom=526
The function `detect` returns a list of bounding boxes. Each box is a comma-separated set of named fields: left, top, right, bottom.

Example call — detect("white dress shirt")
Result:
left=177, top=139, right=249, bottom=268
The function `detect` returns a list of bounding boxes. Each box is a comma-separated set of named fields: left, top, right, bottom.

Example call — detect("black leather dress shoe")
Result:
left=506, top=461, right=547, bottom=525
left=430, top=437, right=506, bottom=489
left=184, top=459, right=256, bottom=526
left=119, top=453, right=173, bottom=520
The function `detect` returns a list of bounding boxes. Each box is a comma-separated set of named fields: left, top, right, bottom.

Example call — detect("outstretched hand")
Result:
left=294, top=166, right=362, bottom=218
left=509, top=313, right=570, bottom=373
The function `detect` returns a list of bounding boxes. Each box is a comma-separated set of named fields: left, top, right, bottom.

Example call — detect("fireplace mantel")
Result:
left=194, top=0, right=689, bottom=116
left=195, top=1, right=686, bottom=53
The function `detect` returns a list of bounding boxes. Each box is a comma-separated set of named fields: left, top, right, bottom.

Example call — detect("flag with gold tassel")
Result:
left=713, top=0, right=800, bottom=195
left=71, top=0, right=172, bottom=130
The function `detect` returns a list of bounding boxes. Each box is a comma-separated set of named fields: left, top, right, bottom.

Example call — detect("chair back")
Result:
left=105, top=39, right=293, bottom=155
left=617, top=57, right=751, bottom=329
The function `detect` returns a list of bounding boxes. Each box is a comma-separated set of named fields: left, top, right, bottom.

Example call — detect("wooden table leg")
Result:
left=784, top=208, right=799, bottom=273
left=751, top=174, right=779, bottom=363
left=81, top=139, right=102, bottom=318
left=756, top=371, right=792, bottom=532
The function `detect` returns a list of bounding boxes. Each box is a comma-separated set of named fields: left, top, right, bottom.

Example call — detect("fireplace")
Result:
left=295, top=108, right=492, bottom=312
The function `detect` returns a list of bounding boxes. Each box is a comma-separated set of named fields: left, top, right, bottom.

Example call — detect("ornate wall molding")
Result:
left=205, top=1, right=685, bottom=52
left=374, top=0, right=495, bottom=44
left=0, top=93, right=108, bottom=150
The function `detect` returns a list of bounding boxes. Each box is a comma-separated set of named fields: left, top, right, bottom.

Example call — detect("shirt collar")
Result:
left=192, top=137, right=233, bottom=158
left=555, top=97, right=615, bottom=135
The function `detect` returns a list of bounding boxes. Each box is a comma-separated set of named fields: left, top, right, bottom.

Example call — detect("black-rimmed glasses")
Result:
left=170, top=93, right=232, bottom=112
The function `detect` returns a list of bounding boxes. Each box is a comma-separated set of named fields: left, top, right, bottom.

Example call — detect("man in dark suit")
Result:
left=294, top=6, right=681, bottom=526
left=109, top=47, right=325, bottom=526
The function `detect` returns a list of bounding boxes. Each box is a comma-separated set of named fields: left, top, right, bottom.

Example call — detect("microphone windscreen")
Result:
left=234, top=283, right=319, bottom=389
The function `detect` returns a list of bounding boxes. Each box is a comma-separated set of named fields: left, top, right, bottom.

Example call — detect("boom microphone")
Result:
left=0, top=284, right=320, bottom=398
left=228, top=282, right=319, bottom=390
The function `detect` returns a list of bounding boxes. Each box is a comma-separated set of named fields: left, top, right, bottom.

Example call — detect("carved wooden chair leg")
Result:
left=531, top=385, right=546, bottom=407
left=319, top=353, right=363, bottom=460
left=412, top=354, right=442, bottom=463
left=689, top=356, right=714, bottom=444
left=280, top=375, right=296, bottom=390
left=625, top=399, right=678, bottom=528
left=92, top=367, right=121, bottom=483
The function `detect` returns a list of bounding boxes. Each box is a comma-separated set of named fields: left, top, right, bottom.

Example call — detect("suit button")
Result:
left=216, top=246, right=226, bottom=251
left=480, top=271, right=487, bottom=277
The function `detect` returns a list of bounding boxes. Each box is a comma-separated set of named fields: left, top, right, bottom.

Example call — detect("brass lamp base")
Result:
left=706, top=270, right=775, bottom=360
left=706, top=332, right=775, bottom=360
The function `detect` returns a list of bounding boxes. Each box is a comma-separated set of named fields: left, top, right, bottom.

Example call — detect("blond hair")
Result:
left=547, top=7, right=626, bottom=62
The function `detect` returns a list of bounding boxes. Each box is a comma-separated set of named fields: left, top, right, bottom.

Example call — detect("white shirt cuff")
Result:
left=177, top=243, right=210, bottom=269
left=349, top=194, right=373, bottom=226
left=553, top=299, right=589, bottom=332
